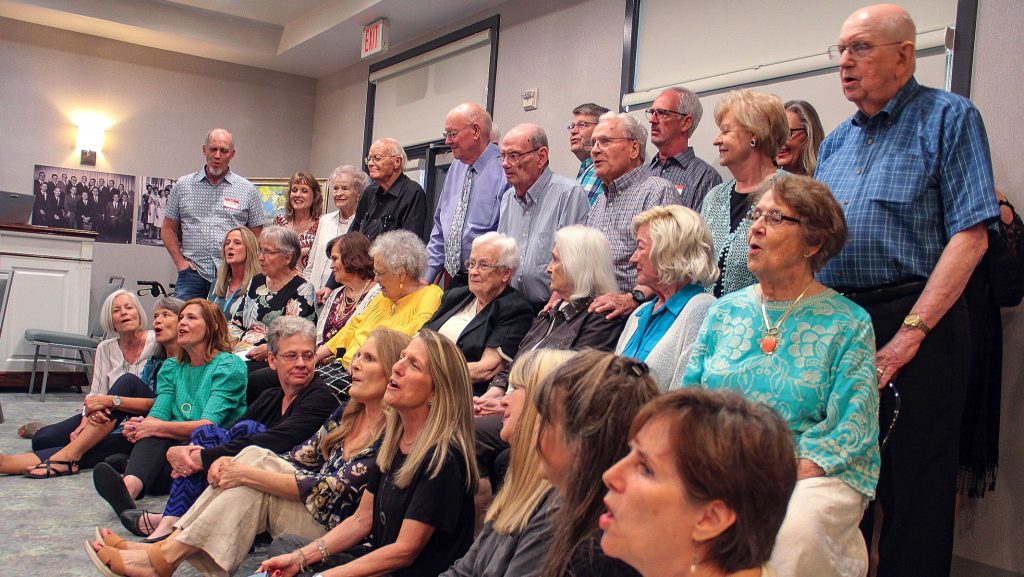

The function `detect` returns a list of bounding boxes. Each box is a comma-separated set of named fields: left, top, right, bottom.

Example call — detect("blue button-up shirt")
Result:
left=426, top=143, right=507, bottom=282
left=620, top=284, right=704, bottom=361
left=816, top=77, right=998, bottom=289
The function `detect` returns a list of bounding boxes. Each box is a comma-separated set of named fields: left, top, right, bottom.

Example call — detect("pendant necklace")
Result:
left=758, top=280, right=814, bottom=355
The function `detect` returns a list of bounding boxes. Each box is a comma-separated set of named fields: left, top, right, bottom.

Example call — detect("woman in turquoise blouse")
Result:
left=683, top=175, right=879, bottom=577
left=92, top=298, right=248, bottom=519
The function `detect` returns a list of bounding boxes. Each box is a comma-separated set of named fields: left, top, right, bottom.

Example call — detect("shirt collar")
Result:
left=201, top=167, right=235, bottom=185
left=516, top=167, right=553, bottom=207
left=659, top=283, right=701, bottom=316
left=375, top=173, right=408, bottom=198
left=554, top=296, right=593, bottom=322
left=470, top=142, right=501, bottom=173
left=579, top=157, right=594, bottom=172
left=609, top=165, right=648, bottom=195
left=649, top=147, right=696, bottom=169
left=852, top=76, right=921, bottom=127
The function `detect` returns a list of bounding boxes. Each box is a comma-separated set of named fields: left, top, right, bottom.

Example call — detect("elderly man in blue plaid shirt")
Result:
left=815, top=5, right=998, bottom=577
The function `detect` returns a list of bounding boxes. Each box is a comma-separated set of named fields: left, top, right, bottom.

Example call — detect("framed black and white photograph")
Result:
left=135, top=176, right=176, bottom=247
left=31, top=165, right=136, bottom=244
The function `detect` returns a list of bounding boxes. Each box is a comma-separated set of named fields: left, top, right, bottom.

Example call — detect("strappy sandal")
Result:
left=23, top=458, right=79, bottom=479
left=119, top=509, right=158, bottom=537
left=83, top=540, right=174, bottom=577
left=94, top=528, right=128, bottom=550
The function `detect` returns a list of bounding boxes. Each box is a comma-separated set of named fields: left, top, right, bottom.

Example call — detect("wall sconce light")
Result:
left=74, top=117, right=106, bottom=166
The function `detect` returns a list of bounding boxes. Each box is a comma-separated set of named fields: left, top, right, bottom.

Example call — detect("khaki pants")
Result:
left=175, top=446, right=326, bottom=577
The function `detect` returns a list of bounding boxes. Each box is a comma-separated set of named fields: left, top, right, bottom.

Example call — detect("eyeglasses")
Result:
left=826, top=41, right=905, bottom=61
left=645, top=108, right=687, bottom=120
left=464, top=259, right=502, bottom=272
left=787, top=127, right=807, bottom=141
left=498, top=147, right=542, bottom=165
left=257, top=247, right=281, bottom=256
left=590, top=136, right=635, bottom=149
left=373, top=268, right=389, bottom=278
left=365, top=154, right=398, bottom=165
left=276, top=351, right=315, bottom=363
left=442, top=124, right=474, bottom=140
left=566, top=121, right=597, bottom=132
left=749, top=208, right=802, bottom=226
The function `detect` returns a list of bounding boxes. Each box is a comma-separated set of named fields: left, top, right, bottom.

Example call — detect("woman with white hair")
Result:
left=425, top=232, right=533, bottom=394
left=305, top=165, right=370, bottom=300
left=615, top=205, right=719, bottom=389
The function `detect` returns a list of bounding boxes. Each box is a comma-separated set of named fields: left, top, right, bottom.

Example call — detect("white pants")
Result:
left=770, top=476, right=869, bottom=577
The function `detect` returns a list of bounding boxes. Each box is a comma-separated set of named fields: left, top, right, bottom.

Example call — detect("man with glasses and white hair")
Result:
left=646, top=86, right=722, bottom=211
left=568, top=102, right=610, bottom=205
left=426, top=102, right=507, bottom=289
left=351, top=137, right=429, bottom=242
left=585, top=112, right=682, bottom=320
left=815, top=5, right=998, bottom=577
left=497, top=123, right=589, bottom=311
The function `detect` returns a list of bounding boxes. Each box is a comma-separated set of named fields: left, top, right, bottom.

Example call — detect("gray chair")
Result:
left=24, top=276, right=125, bottom=401
left=0, top=270, right=13, bottom=422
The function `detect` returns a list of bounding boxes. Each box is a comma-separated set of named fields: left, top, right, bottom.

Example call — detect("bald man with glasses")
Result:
left=646, top=86, right=722, bottom=211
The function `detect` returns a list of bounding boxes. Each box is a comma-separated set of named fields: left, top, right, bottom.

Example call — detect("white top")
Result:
left=615, top=292, right=716, bottom=390
left=437, top=298, right=478, bottom=344
left=304, top=210, right=355, bottom=292
left=90, top=331, right=159, bottom=395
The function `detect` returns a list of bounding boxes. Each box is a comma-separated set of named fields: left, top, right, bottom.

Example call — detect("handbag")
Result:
left=987, top=199, right=1024, bottom=307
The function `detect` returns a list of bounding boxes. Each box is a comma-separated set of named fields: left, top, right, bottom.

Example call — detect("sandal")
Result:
left=93, top=462, right=136, bottom=516
left=23, top=458, right=79, bottom=479
left=94, top=527, right=128, bottom=550
left=119, top=509, right=158, bottom=537
left=17, top=421, right=44, bottom=439
left=83, top=540, right=174, bottom=577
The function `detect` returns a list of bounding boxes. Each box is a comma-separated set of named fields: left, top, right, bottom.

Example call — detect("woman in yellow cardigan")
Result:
left=314, top=229, right=442, bottom=378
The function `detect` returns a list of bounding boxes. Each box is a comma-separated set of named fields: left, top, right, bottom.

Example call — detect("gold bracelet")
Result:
left=293, top=549, right=306, bottom=573
left=315, top=537, right=329, bottom=564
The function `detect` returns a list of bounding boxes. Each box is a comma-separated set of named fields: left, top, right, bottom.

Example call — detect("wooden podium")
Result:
left=0, top=223, right=95, bottom=386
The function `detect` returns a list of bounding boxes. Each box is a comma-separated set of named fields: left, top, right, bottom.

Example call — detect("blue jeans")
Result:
left=174, top=267, right=211, bottom=301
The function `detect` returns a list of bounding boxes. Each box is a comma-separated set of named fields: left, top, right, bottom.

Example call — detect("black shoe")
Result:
left=119, top=508, right=156, bottom=537
left=104, top=453, right=129, bottom=474
left=93, top=462, right=136, bottom=517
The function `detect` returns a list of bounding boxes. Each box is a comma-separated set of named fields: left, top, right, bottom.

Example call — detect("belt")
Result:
left=834, top=279, right=926, bottom=307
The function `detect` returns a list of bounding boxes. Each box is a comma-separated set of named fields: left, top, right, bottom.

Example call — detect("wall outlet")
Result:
left=521, top=88, right=538, bottom=111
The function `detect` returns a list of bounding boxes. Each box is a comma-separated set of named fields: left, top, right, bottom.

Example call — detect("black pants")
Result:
left=33, top=374, right=156, bottom=468
left=124, top=437, right=180, bottom=497
left=474, top=414, right=509, bottom=491
left=851, top=288, right=970, bottom=577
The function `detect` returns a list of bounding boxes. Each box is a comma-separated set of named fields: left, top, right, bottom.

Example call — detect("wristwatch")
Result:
left=902, top=314, right=930, bottom=335
left=630, top=289, right=648, bottom=304
left=112, top=395, right=122, bottom=408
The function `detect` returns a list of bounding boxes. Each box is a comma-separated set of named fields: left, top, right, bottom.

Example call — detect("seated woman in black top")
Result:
left=261, top=329, right=479, bottom=577
left=117, top=316, right=338, bottom=541
left=426, top=232, right=533, bottom=396
left=533, top=350, right=659, bottom=577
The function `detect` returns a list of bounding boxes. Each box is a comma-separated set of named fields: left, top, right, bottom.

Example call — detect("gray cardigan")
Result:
left=615, top=292, right=716, bottom=390
left=440, top=490, right=560, bottom=577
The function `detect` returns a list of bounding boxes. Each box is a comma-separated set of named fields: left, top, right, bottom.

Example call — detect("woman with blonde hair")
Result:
left=208, top=226, right=260, bottom=318
left=261, top=329, right=479, bottom=577
left=442, top=348, right=575, bottom=577
left=274, top=171, right=325, bottom=276
left=777, top=100, right=825, bottom=177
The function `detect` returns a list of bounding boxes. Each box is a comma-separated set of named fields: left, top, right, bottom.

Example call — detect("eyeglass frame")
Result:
left=274, top=350, right=316, bottom=363
left=589, top=136, right=636, bottom=150
left=826, top=40, right=906, bottom=61
left=464, top=258, right=504, bottom=273
left=365, top=154, right=399, bottom=165
left=787, top=127, right=807, bottom=141
left=565, top=120, right=597, bottom=132
left=442, top=123, right=476, bottom=141
left=498, top=147, right=543, bottom=165
left=748, top=207, right=802, bottom=226
left=645, top=108, right=688, bottom=120
left=257, top=247, right=282, bottom=256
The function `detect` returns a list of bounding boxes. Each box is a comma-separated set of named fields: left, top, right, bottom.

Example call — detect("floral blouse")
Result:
left=284, top=405, right=381, bottom=529
left=274, top=214, right=319, bottom=276
left=229, top=273, right=317, bottom=353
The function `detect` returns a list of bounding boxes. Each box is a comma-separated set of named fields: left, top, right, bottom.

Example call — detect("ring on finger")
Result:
left=875, top=367, right=884, bottom=377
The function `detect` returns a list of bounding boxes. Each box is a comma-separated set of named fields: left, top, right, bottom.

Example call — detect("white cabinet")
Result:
left=0, top=224, right=94, bottom=374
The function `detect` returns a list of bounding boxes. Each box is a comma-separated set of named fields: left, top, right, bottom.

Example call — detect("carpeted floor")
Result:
left=0, top=391, right=266, bottom=576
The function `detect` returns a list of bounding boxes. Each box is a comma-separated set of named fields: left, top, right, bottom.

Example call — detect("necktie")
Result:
left=445, top=167, right=474, bottom=277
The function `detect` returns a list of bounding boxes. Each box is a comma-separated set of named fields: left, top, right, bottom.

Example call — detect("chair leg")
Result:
left=28, top=344, right=40, bottom=394
left=40, top=346, right=53, bottom=402
left=0, top=397, right=4, bottom=423
left=76, top=350, right=88, bottom=393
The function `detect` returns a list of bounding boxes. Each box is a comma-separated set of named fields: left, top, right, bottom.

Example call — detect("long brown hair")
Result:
left=176, top=299, right=232, bottom=365
left=320, top=327, right=409, bottom=459
left=533, top=351, right=660, bottom=577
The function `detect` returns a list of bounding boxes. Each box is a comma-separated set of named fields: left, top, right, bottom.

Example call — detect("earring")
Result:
left=427, top=399, right=433, bottom=409
left=399, top=281, right=404, bottom=290
left=750, top=138, right=757, bottom=148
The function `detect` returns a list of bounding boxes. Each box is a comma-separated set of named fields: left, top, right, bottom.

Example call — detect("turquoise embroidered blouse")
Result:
left=682, top=286, right=880, bottom=498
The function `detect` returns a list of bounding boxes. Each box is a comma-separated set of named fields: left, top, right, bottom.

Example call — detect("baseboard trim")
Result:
left=0, top=371, right=88, bottom=390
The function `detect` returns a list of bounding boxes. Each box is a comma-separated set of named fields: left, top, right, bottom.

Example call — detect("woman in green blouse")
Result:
left=92, top=298, right=248, bottom=520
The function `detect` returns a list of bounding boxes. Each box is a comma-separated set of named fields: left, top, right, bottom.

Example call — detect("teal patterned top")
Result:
left=682, top=285, right=880, bottom=498
left=149, top=352, right=247, bottom=425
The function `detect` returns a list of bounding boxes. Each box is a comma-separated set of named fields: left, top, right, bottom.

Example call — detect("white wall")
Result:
left=0, top=17, right=316, bottom=314
left=311, top=0, right=625, bottom=179
left=953, top=1, right=1024, bottom=575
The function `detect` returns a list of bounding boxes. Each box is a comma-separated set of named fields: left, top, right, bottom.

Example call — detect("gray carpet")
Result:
left=0, top=391, right=266, bottom=576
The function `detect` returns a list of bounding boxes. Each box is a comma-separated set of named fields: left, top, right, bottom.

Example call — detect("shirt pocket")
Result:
left=864, top=151, right=935, bottom=206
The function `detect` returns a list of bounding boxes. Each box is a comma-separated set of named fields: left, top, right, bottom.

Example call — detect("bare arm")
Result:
left=161, top=217, right=191, bottom=271
left=321, top=519, right=436, bottom=577
left=875, top=224, right=989, bottom=386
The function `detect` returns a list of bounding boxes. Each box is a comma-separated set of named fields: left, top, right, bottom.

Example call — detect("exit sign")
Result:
left=362, top=19, right=389, bottom=59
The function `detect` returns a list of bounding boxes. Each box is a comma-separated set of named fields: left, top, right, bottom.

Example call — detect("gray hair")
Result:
left=153, top=296, right=186, bottom=317
left=572, top=103, right=610, bottom=118
left=266, top=316, right=316, bottom=354
left=554, top=225, right=617, bottom=301
left=375, top=138, right=409, bottom=166
left=370, top=229, right=428, bottom=281
left=328, top=165, right=370, bottom=194
left=260, top=225, right=302, bottom=269
left=598, top=111, right=649, bottom=162
left=100, top=289, right=148, bottom=335
left=472, top=231, right=521, bottom=272
left=205, top=128, right=234, bottom=150
left=664, top=86, right=703, bottom=138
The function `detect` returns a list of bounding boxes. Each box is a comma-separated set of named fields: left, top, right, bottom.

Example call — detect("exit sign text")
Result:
left=362, top=19, right=389, bottom=59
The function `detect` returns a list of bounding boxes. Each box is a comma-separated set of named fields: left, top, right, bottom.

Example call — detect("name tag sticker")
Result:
left=675, top=184, right=686, bottom=194
left=223, top=197, right=240, bottom=210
